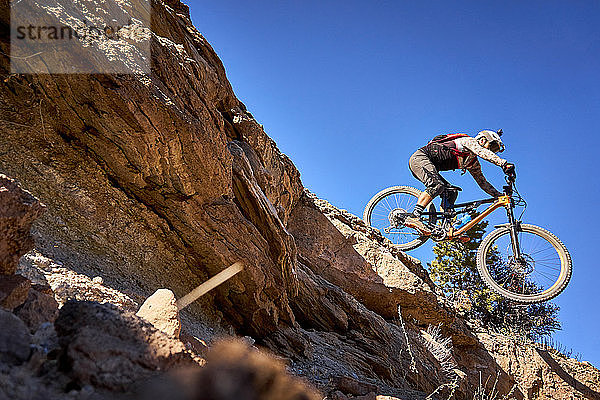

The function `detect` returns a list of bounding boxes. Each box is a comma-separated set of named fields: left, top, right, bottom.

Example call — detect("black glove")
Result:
left=502, top=162, right=516, bottom=176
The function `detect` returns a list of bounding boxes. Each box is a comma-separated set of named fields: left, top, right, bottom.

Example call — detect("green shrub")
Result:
left=428, top=217, right=560, bottom=340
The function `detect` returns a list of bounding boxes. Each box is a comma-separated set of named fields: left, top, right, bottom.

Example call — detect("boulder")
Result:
left=0, top=174, right=45, bottom=275
left=54, top=300, right=198, bottom=391
left=136, top=288, right=181, bottom=338
left=0, top=1, right=599, bottom=399
left=0, top=274, right=31, bottom=310
left=0, top=308, right=32, bottom=365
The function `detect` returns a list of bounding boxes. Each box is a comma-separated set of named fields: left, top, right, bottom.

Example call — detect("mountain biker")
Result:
left=404, top=130, right=515, bottom=235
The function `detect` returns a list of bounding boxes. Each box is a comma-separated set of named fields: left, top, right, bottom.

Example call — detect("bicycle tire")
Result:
left=476, top=224, right=572, bottom=303
left=363, top=186, right=437, bottom=251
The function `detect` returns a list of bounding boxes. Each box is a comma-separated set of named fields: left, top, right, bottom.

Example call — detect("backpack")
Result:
left=429, top=133, right=471, bottom=157
left=422, top=133, right=471, bottom=171
left=429, top=133, right=469, bottom=146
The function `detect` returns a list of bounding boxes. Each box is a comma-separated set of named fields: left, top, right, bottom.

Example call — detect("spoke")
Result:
left=531, top=271, right=555, bottom=285
left=525, top=234, right=541, bottom=254
left=372, top=206, right=384, bottom=216
left=389, top=195, right=397, bottom=209
left=373, top=212, right=390, bottom=217
left=533, top=257, right=560, bottom=263
left=381, top=197, right=392, bottom=212
left=534, top=263, right=561, bottom=270
left=484, top=229, right=564, bottom=296
left=507, top=274, right=517, bottom=289
left=529, top=247, right=555, bottom=255
left=399, top=194, right=408, bottom=210
left=501, top=272, right=514, bottom=285
left=373, top=209, right=390, bottom=215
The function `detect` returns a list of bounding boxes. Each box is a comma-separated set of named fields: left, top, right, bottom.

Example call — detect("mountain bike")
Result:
left=363, top=175, right=571, bottom=303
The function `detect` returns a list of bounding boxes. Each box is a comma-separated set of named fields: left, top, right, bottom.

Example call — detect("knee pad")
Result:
left=426, top=184, right=445, bottom=198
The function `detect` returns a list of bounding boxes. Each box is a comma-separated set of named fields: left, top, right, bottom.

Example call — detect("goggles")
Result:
left=488, top=140, right=505, bottom=153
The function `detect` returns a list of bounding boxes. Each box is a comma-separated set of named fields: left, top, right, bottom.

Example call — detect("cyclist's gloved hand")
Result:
left=502, top=162, right=516, bottom=177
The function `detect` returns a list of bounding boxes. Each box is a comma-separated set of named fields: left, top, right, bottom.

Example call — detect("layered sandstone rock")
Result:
left=0, top=0, right=599, bottom=399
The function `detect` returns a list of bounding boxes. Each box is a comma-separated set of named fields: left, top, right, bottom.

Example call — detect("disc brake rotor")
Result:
left=388, top=208, right=408, bottom=227
left=511, top=254, right=535, bottom=276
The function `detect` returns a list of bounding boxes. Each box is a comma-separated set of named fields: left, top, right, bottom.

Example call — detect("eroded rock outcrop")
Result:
left=288, top=191, right=476, bottom=347
left=1, top=1, right=299, bottom=342
left=1, top=0, right=599, bottom=399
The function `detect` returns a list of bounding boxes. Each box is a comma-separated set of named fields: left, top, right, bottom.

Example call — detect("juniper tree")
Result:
left=428, top=217, right=560, bottom=340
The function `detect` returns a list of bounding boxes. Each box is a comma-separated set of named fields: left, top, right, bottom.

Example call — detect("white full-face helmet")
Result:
left=476, top=129, right=505, bottom=153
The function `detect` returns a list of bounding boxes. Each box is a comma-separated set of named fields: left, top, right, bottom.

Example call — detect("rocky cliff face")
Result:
left=1, top=0, right=599, bottom=399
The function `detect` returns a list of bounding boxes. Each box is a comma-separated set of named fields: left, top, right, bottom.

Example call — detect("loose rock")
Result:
left=136, top=288, right=181, bottom=338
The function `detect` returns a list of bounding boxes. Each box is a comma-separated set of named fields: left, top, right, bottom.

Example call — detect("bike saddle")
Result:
left=445, top=185, right=462, bottom=192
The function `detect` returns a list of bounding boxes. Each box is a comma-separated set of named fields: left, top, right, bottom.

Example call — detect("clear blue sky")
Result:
left=189, top=1, right=600, bottom=366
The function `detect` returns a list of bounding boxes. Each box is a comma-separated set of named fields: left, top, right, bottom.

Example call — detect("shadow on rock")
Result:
left=536, top=348, right=600, bottom=399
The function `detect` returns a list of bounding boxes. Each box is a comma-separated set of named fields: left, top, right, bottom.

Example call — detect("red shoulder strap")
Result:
left=442, top=133, right=469, bottom=142
left=430, top=133, right=469, bottom=144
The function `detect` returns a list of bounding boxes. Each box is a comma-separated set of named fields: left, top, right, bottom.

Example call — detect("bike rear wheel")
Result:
left=363, top=186, right=437, bottom=251
left=476, top=224, right=572, bottom=303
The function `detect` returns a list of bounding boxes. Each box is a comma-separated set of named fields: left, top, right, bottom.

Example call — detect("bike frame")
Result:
left=447, top=195, right=510, bottom=238
left=419, top=179, right=523, bottom=257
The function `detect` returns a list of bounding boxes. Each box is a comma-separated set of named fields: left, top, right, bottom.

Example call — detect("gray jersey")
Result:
left=454, top=136, right=507, bottom=197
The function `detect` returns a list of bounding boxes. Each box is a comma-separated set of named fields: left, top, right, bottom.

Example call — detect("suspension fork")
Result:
left=505, top=201, right=522, bottom=259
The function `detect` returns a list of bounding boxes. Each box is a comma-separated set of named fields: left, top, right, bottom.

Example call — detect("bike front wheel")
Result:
left=363, top=186, right=436, bottom=251
left=476, top=224, right=572, bottom=303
